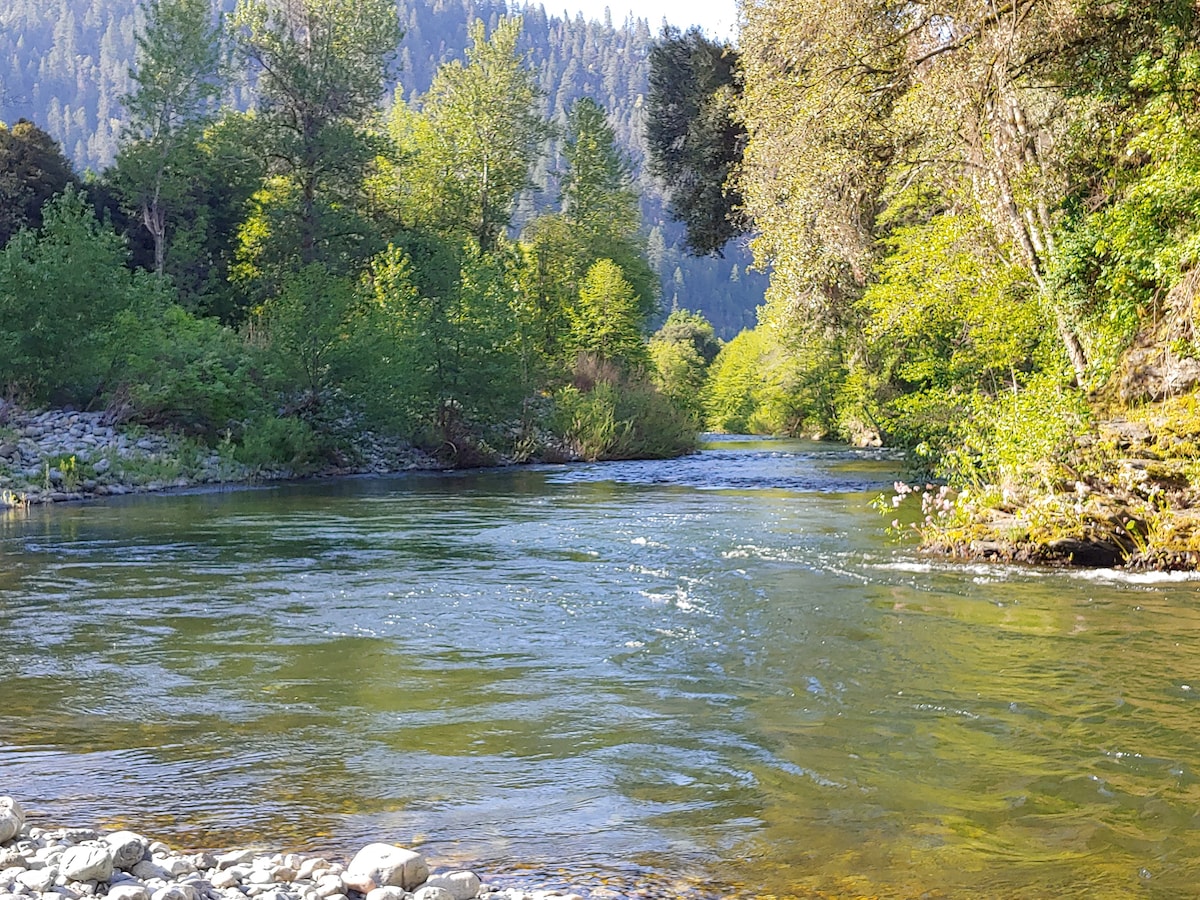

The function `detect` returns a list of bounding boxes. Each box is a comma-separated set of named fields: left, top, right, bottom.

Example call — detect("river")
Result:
left=2, top=437, right=1199, bottom=899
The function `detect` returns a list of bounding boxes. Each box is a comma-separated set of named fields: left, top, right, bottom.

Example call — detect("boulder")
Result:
left=343, top=845, right=428, bottom=893
left=0, top=798, right=24, bottom=844
left=422, top=872, right=480, bottom=900
left=104, top=833, right=149, bottom=871
left=60, top=845, right=114, bottom=883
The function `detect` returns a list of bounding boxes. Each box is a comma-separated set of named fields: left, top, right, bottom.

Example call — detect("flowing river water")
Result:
left=3, top=437, right=1200, bottom=899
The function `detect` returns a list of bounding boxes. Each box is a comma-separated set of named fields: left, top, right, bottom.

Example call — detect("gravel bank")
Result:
left=0, top=797, right=592, bottom=900
left=0, top=406, right=439, bottom=509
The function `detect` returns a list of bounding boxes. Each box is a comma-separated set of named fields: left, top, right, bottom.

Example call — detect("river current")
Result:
left=3, top=437, right=1200, bottom=898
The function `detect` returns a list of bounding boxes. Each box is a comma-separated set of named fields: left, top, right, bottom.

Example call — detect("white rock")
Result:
left=365, top=888, right=407, bottom=900
left=208, top=871, right=240, bottom=890
left=106, top=885, right=150, bottom=900
left=343, top=846, right=427, bottom=893
left=103, top=834, right=149, bottom=872
left=412, top=888, right=453, bottom=900
left=246, top=872, right=275, bottom=886
left=295, top=860, right=327, bottom=882
left=156, top=859, right=194, bottom=878
left=59, top=847, right=112, bottom=884
left=16, top=871, right=55, bottom=893
left=130, top=863, right=170, bottom=883
left=268, top=867, right=296, bottom=884
left=215, top=852, right=255, bottom=872
left=312, top=876, right=343, bottom=899
left=422, top=873, right=479, bottom=900
left=0, top=800, right=24, bottom=844
left=149, top=888, right=190, bottom=900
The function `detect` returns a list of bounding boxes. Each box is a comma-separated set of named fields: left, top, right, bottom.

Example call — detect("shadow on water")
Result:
left=3, top=437, right=1200, bottom=898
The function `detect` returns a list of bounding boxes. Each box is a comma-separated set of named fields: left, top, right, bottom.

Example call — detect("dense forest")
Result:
left=0, top=0, right=763, bottom=473
left=0, top=0, right=765, bottom=337
left=655, top=0, right=1200, bottom=564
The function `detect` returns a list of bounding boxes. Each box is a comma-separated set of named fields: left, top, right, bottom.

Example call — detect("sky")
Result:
left=548, top=0, right=738, bottom=38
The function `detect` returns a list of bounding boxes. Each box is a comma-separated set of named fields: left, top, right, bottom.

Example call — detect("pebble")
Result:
left=0, top=798, right=594, bottom=900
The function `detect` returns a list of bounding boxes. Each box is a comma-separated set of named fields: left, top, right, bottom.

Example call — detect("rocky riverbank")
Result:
left=909, top=394, right=1200, bottom=571
left=0, top=406, right=440, bottom=509
left=0, top=797, right=589, bottom=900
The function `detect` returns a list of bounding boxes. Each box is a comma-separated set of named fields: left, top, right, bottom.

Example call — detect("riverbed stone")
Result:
left=295, top=860, right=327, bottom=882
left=17, top=870, right=56, bottom=893
left=150, top=886, right=193, bottom=900
left=106, top=885, right=150, bottom=900
left=0, top=798, right=24, bottom=844
left=343, top=846, right=427, bottom=893
left=103, top=833, right=149, bottom=872
left=130, top=861, right=170, bottom=883
left=420, top=872, right=478, bottom=900
left=59, top=846, right=112, bottom=883
left=364, top=887, right=407, bottom=900
left=411, top=888, right=453, bottom=900
left=214, top=851, right=254, bottom=872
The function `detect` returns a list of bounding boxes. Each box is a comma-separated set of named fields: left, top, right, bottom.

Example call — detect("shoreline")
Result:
left=0, top=406, right=457, bottom=511
left=0, top=797, right=640, bottom=900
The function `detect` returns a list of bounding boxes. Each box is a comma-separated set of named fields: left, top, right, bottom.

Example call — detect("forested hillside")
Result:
left=667, top=0, right=1200, bottom=566
left=0, top=0, right=763, bottom=336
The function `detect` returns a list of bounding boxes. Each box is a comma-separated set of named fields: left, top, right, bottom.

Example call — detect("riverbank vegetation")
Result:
left=645, top=2, right=1200, bottom=567
left=0, top=0, right=710, bottom=481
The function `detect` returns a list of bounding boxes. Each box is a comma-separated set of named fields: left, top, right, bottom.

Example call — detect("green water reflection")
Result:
left=2, top=442, right=1199, bottom=898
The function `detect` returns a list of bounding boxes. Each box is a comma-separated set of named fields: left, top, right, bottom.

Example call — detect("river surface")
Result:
left=3, top=437, right=1200, bottom=899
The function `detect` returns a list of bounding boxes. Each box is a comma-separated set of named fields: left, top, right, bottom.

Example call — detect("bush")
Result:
left=552, top=361, right=697, bottom=460
left=107, top=303, right=263, bottom=436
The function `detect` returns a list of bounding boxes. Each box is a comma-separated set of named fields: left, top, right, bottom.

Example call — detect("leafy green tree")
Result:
left=646, top=26, right=747, bottom=256
left=649, top=308, right=719, bottom=425
left=0, top=119, right=79, bottom=247
left=116, top=0, right=225, bottom=277
left=567, top=258, right=649, bottom=371
left=0, top=187, right=160, bottom=405
left=413, top=16, right=546, bottom=252
left=231, top=0, right=400, bottom=267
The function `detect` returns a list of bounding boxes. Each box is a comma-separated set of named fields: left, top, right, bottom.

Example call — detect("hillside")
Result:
left=0, top=0, right=764, bottom=336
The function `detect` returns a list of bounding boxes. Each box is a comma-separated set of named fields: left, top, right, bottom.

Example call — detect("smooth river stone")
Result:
left=60, top=845, right=114, bottom=882
left=365, top=887, right=407, bottom=900
left=343, top=845, right=428, bottom=892
left=421, top=872, right=480, bottom=900
left=16, top=869, right=55, bottom=893
left=0, top=798, right=24, bottom=844
left=411, top=888, right=453, bottom=900
left=107, top=885, right=151, bottom=900
left=104, top=832, right=150, bottom=871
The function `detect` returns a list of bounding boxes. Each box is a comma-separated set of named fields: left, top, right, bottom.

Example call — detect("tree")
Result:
left=568, top=258, right=649, bottom=371
left=0, top=119, right=79, bottom=247
left=649, top=308, right=719, bottom=425
left=646, top=26, right=747, bottom=256
left=117, top=0, right=225, bottom=277
left=0, top=187, right=160, bottom=405
left=231, top=0, right=400, bottom=267
left=415, top=16, right=546, bottom=252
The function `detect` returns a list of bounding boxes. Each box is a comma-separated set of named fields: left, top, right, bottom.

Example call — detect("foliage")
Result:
left=411, top=17, right=546, bottom=253
left=648, top=308, right=718, bottom=425
left=0, top=187, right=158, bottom=405
left=567, top=259, right=650, bottom=372
left=552, top=359, right=696, bottom=461
left=0, top=120, right=80, bottom=247
left=646, top=26, right=747, bottom=256
left=107, top=301, right=261, bottom=435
